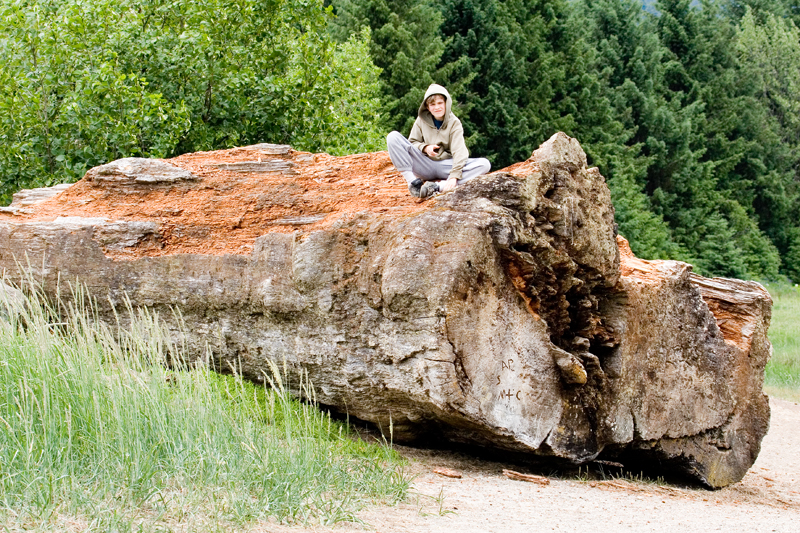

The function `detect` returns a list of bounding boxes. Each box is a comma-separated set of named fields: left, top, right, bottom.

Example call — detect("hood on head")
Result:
left=418, top=84, right=453, bottom=128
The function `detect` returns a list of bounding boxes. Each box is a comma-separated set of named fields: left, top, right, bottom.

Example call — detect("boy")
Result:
left=387, top=84, right=491, bottom=198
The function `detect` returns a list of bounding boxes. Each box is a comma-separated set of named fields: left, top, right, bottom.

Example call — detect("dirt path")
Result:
left=260, top=397, right=799, bottom=533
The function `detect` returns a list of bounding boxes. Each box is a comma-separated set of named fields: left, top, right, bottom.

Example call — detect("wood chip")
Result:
left=212, top=161, right=296, bottom=174
left=268, top=214, right=328, bottom=225
left=502, top=469, right=550, bottom=485
left=433, top=468, right=462, bottom=479
left=599, top=480, right=636, bottom=490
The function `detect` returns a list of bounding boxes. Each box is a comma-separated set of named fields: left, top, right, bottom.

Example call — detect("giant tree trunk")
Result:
left=0, top=133, right=771, bottom=488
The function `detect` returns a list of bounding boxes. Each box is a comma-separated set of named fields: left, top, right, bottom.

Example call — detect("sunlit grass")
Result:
left=0, top=282, right=408, bottom=532
left=763, top=282, right=800, bottom=402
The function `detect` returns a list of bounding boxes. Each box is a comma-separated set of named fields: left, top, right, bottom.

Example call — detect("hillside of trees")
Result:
left=2, top=0, right=800, bottom=282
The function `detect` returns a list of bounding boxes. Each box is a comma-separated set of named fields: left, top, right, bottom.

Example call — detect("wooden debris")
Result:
left=268, top=214, right=328, bottom=225
left=598, top=480, right=637, bottom=491
left=11, top=183, right=73, bottom=207
left=502, top=469, right=550, bottom=485
left=433, top=468, right=463, bottom=479
left=213, top=161, right=297, bottom=174
left=243, top=143, right=292, bottom=155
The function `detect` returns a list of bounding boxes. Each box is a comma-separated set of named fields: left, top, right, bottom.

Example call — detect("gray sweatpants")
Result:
left=386, top=131, right=491, bottom=184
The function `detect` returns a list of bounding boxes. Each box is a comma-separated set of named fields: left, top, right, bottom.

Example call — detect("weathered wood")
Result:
left=503, top=470, right=550, bottom=485
left=433, top=468, right=463, bottom=479
left=267, top=214, right=327, bottom=225
left=85, top=157, right=199, bottom=185
left=213, top=161, right=296, bottom=174
left=11, top=183, right=73, bottom=206
left=243, top=143, right=293, bottom=155
left=0, top=133, right=771, bottom=488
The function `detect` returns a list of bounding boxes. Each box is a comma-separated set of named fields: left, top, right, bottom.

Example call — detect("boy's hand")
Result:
left=424, top=144, right=440, bottom=158
left=439, top=177, right=458, bottom=193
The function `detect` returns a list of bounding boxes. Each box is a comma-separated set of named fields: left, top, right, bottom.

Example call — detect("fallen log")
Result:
left=0, top=133, right=770, bottom=488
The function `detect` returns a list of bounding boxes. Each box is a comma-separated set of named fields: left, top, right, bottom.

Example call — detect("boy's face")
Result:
left=427, top=95, right=446, bottom=120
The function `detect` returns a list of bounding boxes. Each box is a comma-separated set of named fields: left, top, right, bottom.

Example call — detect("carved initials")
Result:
left=496, top=389, right=523, bottom=401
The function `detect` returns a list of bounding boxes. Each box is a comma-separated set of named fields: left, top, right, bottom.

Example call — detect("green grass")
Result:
left=763, top=282, right=800, bottom=402
left=0, top=284, right=409, bottom=532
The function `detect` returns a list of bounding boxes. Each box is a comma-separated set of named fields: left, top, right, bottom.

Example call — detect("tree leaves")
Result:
left=0, top=0, right=387, bottom=202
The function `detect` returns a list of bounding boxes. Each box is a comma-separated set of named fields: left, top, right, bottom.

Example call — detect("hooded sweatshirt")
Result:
left=408, top=84, right=469, bottom=181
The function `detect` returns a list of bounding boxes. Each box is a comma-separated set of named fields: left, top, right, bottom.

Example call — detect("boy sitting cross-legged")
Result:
left=387, top=84, right=491, bottom=198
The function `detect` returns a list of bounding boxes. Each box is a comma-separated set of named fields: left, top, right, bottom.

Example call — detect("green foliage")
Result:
left=783, top=228, right=800, bottom=283
left=575, top=0, right=692, bottom=262
left=0, top=0, right=387, bottom=203
left=733, top=8, right=800, bottom=269
left=737, top=9, right=800, bottom=137
left=291, top=28, right=389, bottom=156
left=436, top=0, right=568, bottom=166
left=114, top=0, right=386, bottom=154
left=763, top=282, right=800, bottom=401
left=576, top=0, right=790, bottom=279
left=607, top=170, right=685, bottom=260
left=0, top=284, right=408, bottom=530
left=0, top=0, right=189, bottom=202
left=563, top=0, right=680, bottom=259
left=329, top=0, right=468, bottom=134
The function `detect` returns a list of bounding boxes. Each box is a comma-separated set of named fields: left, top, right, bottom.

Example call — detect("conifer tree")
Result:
left=436, top=0, right=550, bottom=165
left=328, top=0, right=465, bottom=133
left=575, top=0, right=786, bottom=278
left=575, top=0, right=687, bottom=260
left=733, top=7, right=800, bottom=279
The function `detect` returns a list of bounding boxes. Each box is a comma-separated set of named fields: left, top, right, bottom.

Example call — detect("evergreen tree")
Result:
left=646, top=0, right=784, bottom=278
left=734, top=7, right=800, bottom=279
left=435, top=0, right=548, bottom=166
left=328, top=0, right=466, bottom=133
left=575, top=0, right=688, bottom=260
left=576, top=0, right=785, bottom=278
left=558, top=0, right=679, bottom=259
left=725, top=0, right=800, bottom=25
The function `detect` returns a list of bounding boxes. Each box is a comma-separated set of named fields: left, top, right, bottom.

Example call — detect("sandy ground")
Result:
left=260, top=397, right=799, bottom=533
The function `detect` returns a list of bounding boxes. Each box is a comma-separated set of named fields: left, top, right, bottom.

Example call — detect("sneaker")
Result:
left=408, top=178, right=423, bottom=197
left=420, top=181, right=440, bottom=198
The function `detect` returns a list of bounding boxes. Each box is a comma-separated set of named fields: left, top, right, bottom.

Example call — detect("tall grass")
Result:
left=0, top=283, right=408, bottom=531
left=764, top=282, right=800, bottom=402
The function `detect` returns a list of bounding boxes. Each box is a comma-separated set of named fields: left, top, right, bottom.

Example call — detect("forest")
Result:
left=1, top=0, right=800, bottom=282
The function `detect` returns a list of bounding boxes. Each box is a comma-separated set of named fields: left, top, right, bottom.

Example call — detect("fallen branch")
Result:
left=433, top=468, right=462, bottom=479
left=502, top=469, right=550, bottom=485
